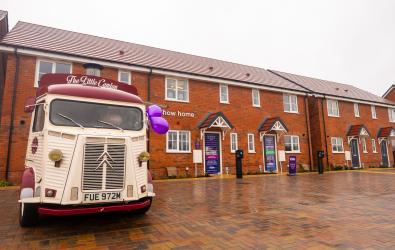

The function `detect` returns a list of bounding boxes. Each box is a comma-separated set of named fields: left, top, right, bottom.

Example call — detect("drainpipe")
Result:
left=321, top=97, right=330, bottom=169
left=304, top=95, right=313, bottom=171
left=5, top=48, right=20, bottom=181
left=147, top=68, right=152, bottom=170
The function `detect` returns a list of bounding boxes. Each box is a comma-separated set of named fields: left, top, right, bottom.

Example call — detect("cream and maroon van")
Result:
left=19, top=73, right=168, bottom=227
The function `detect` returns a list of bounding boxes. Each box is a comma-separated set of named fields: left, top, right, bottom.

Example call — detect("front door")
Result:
left=350, top=139, right=360, bottom=168
left=263, top=135, right=277, bottom=172
left=380, top=140, right=389, bottom=167
left=204, top=133, right=221, bottom=174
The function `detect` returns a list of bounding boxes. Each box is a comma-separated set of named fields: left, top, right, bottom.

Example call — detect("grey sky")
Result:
left=2, top=0, right=395, bottom=96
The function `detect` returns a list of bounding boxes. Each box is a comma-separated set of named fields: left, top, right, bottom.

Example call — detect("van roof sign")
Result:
left=39, top=73, right=138, bottom=95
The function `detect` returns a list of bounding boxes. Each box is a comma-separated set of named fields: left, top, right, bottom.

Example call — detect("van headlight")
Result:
left=48, top=149, right=63, bottom=162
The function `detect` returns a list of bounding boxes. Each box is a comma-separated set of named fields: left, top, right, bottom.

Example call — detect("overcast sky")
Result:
left=2, top=0, right=395, bottom=96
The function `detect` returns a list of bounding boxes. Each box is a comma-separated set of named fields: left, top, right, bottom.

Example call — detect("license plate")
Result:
left=83, top=192, right=121, bottom=202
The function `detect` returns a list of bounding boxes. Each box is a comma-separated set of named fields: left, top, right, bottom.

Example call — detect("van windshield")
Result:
left=50, top=99, right=143, bottom=131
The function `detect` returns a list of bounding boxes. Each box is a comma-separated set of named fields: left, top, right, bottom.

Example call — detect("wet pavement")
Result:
left=1, top=170, right=395, bottom=249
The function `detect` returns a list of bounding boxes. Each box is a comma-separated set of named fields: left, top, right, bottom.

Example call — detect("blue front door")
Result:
left=350, top=139, right=360, bottom=168
left=381, top=140, right=389, bottom=167
left=204, top=133, right=221, bottom=174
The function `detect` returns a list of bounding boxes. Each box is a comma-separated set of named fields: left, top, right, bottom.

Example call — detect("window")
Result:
left=220, top=84, right=229, bottom=103
left=371, top=105, right=377, bottom=119
left=166, top=130, right=191, bottom=153
left=230, top=133, right=238, bottom=153
left=354, top=103, right=360, bottom=117
left=389, top=108, right=395, bottom=122
left=252, top=89, right=260, bottom=107
left=283, top=94, right=298, bottom=113
left=165, top=78, right=189, bottom=102
left=35, top=59, right=72, bottom=87
left=361, top=138, right=367, bottom=153
left=118, top=70, right=131, bottom=84
left=86, top=68, right=101, bottom=76
left=284, top=135, right=300, bottom=153
left=247, top=134, right=255, bottom=153
left=327, top=99, right=340, bottom=117
left=32, top=103, right=45, bottom=132
left=372, top=139, right=377, bottom=153
left=331, top=137, right=344, bottom=153
left=50, top=99, right=143, bottom=131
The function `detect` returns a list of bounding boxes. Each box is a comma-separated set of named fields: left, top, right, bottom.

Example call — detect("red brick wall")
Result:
left=1, top=53, right=393, bottom=183
left=384, top=87, right=395, bottom=102
left=148, top=75, right=311, bottom=178
left=321, top=98, right=394, bottom=168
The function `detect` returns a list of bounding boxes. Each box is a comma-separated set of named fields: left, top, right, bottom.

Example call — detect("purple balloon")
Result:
left=147, top=105, right=162, bottom=118
left=150, top=117, right=169, bottom=134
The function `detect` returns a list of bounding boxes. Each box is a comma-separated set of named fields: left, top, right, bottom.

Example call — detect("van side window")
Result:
left=32, top=104, right=45, bottom=132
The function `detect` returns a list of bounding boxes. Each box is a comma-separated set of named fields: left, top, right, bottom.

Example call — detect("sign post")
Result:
left=288, top=156, right=297, bottom=176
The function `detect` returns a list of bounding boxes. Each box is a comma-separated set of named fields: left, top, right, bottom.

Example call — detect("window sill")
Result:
left=328, top=115, right=340, bottom=118
left=372, top=117, right=378, bottom=120
left=252, top=105, right=261, bottom=108
left=283, top=111, right=299, bottom=114
left=220, top=101, right=230, bottom=104
left=165, top=98, right=189, bottom=103
left=285, top=151, right=301, bottom=154
left=248, top=151, right=256, bottom=154
left=332, top=151, right=345, bottom=154
left=166, top=151, right=192, bottom=154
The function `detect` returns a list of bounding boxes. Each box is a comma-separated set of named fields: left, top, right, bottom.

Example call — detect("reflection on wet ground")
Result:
left=1, top=171, right=395, bottom=249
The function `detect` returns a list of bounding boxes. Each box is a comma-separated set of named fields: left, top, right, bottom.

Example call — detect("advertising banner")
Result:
left=205, top=133, right=221, bottom=174
left=264, top=136, right=277, bottom=172
left=288, top=155, right=297, bottom=176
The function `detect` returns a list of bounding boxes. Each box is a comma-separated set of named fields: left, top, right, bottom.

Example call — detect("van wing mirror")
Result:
left=24, top=97, right=36, bottom=113
left=147, top=105, right=169, bottom=134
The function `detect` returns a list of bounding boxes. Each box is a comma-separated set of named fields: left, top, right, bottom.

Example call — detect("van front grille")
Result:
left=82, top=143, right=126, bottom=191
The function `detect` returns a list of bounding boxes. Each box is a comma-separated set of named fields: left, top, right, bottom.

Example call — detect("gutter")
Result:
left=321, top=97, right=330, bottom=169
left=5, top=48, right=20, bottom=181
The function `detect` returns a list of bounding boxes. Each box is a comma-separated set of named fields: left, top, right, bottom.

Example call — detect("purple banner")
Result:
left=205, top=133, right=220, bottom=174
left=289, top=156, right=297, bottom=176
left=264, top=136, right=277, bottom=172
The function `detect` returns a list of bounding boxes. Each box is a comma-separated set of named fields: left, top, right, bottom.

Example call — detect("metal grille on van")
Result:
left=82, top=143, right=126, bottom=191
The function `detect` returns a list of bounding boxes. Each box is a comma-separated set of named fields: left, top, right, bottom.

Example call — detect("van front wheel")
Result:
left=19, top=203, right=39, bottom=227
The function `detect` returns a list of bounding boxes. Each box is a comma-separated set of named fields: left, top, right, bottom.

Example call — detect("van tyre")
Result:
left=19, top=203, right=39, bottom=227
left=135, top=198, right=152, bottom=215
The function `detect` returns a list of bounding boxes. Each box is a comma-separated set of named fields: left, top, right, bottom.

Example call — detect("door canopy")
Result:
left=258, top=117, right=288, bottom=134
left=347, top=125, right=370, bottom=137
left=377, top=127, right=395, bottom=138
left=198, top=112, right=233, bottom=139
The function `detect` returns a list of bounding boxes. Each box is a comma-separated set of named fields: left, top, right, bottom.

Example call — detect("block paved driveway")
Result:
left=1, top=170, right=395, bottom=249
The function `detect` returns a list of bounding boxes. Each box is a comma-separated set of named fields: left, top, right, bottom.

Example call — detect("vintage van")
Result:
left=19, top=73, right=168, bottom=226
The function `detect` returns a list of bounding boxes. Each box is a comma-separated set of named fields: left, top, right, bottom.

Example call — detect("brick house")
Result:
left=0, top=14, right=394, bottom=183
left=271, top=70, right=395, bottom=169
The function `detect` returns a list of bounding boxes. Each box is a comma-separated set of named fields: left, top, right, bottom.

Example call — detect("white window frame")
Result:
left=371, top=105, right=377, bottom=119
left=165, top=77, right=189, bottom=102
left=252, top=89, right=260, bottom=107
left=230, top=133, right=238, bottom=153
left=247, top=133, right=255, bottom=153
left=331, top=137, right=344, bottom=153
left=389, top=108, right=395, bottom=123
left=166, top=130, right=191, bottom=153
left=34, top=59, right=72, bottom=87
left=220, top=84, right=229, bottom=104
left=284, top=135, right=301, bottom=153
left=354, top=103, right=360, bottom=117
left=118, top=70, right=131, bottom=84
left=327, top=99, right=340, bottom=117
left=372, top=139, right=377, bottom=153
left=283, top=94, right=298, bottom=113
left=361, top=138, right=368, bottom=153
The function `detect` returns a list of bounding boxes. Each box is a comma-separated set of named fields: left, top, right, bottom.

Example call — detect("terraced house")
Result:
left=0, top=10, right=394, bottom=183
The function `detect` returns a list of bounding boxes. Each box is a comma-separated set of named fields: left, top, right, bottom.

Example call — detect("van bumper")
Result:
left=38, top=198, right=151, bottom=216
